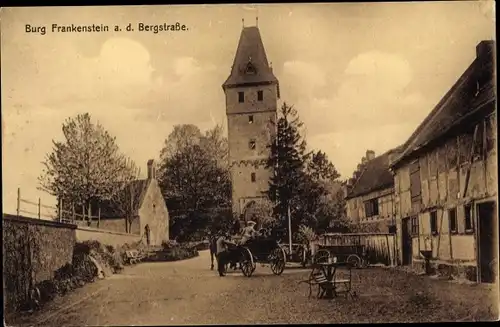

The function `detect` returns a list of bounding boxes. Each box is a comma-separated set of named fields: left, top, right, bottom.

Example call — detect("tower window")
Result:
left=249, top=139, right=256, bottom=150
left=251, top=172, right=256, bottom=182
left=238, top=91, right=244, bottom=103
left=249, top=115, right=254, bottom=124
left=257, top=90, right=263, bottom=101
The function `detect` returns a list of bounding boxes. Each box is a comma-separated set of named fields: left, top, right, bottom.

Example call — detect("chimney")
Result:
left=366, top=150, right=375, bottom=161
left=147, top=159, right=156, bottom=180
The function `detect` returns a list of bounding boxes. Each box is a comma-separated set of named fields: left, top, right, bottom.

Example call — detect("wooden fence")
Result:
left=16, top=188, right=102, bottom=225
left=315, top=232, right=397, bottom=266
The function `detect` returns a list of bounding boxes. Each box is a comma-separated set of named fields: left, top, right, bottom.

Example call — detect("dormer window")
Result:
left=245, top=62, right=257, bottom=75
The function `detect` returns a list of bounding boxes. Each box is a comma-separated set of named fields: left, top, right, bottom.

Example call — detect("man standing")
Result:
left=216, top=231, right=235, bottom=277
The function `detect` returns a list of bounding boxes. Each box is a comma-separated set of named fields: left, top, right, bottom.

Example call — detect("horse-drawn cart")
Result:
left=280, top=243, right=311, bottom=267
left=226, top=236, right=287, bottom=277
left=313, top=244, right=368, bottom=268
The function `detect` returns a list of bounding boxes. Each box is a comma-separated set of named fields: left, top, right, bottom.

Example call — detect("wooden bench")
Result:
left=125, top=250, right=145, bottom=265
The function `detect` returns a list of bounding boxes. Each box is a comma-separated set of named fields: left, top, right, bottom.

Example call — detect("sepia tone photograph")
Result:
left=1, top=2, right=498, bottom=325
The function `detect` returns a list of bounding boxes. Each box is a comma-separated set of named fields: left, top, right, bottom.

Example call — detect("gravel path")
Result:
left=8, top=250, right=498, bottom=326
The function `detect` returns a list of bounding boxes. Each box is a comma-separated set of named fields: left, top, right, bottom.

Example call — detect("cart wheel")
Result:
left=313, top=249, right=331, bottom=264
left=347, top=254, right=362, bottom=269
left=240, top=247, right=254, bottom=277
left=270, top=247, right=286, bottom=275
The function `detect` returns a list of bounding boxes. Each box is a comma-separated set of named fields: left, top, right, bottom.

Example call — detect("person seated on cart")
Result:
left=239, top=220, right=260, bottom=246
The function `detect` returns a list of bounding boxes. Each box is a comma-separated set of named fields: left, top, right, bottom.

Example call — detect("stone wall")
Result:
left=225, top=83, right=278, bottom=216
left=3, top=214, right=77, bottom=311
left=74, top=217, right=140, bottom=235
left=75, top=226, right=142, bottom=249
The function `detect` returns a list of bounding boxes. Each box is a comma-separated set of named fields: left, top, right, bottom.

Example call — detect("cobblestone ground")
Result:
left=9, top=251, right=498, bottom=326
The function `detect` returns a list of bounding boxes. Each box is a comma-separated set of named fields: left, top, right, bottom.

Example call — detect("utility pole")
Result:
left=287, top=202, right=292, bottom=255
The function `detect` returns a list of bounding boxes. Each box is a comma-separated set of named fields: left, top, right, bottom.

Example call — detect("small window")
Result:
left=364, top=198, right=379, bottom=218
left=430, top=211, right=438, bottom=235
left=249, top=139, right=256, bottom=150
left=411, top=216, right=419, bottom=235
left=251, top=172, right=256, bottom=182
left=249, top=115, right=254, bottom=124
left=257, top=90, right=263, bottom=101
left=238, top=91, right=244, bottom=103
left=464, top=204, right=473, bottom=231
left=448, top=208, right=457, bottom=234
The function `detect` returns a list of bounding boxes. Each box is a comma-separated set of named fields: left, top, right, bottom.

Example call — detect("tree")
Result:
left=266, top=103, right=347, bottom=237
left=108, top=160, right=143, bottom=233
left=201, top=124, right=229, bottom=169
left=39, top=113, right=134, bottom=212
left=158, top=124, right=232, bottom=241
left=307, top=150, right=340, bottom=182
left=160, top=143, right=231, bottom=211
left=266, top=102, right=310, bottom=234
left=159, top=124, right=202, bottom=160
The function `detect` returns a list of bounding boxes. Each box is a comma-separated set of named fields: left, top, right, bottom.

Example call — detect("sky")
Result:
left=1, top=2, right=495, bottom=216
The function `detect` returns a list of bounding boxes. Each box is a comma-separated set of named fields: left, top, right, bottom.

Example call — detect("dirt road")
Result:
left=9, top=250, right=498, bottom=325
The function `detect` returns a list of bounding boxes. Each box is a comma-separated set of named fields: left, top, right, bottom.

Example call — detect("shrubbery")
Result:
left=146, top=241, right=199, bottom=262
left=26, top=240, right=142, bottom=312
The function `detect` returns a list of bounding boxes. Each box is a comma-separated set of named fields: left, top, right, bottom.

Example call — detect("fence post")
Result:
left=98, top=207, right=101, bottom=228
left=72, top=203, right=75, bottom=221
left=82, top=205, right=85, bottom=221
left=59, top=198, right=63, bottom=222
left=88, top=203, right=91, bottom=226
left=38, top=198, right=41, bottom=219
left=17, top=188, right=20, bottom=217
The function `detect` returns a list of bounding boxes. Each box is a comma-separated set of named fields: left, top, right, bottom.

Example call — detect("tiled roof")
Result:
left=345, top=148, right=401, bottom=199
left=223, top=26, right=278, bottom=89
left=391, top=41, right=495, bottom=168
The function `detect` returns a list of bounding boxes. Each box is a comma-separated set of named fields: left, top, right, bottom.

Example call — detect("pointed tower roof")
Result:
left=223, top=26, right=278, bottom=89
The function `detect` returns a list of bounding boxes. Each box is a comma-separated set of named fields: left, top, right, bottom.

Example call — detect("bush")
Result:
left=146, top=243, right=199, bottom=262
left=16, top=240, right=143, bottom=313
left=161, top=240, right=178, bottom=250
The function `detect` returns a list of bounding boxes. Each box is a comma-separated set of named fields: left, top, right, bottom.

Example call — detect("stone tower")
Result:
left=222, top=25, right=280, bottom=221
